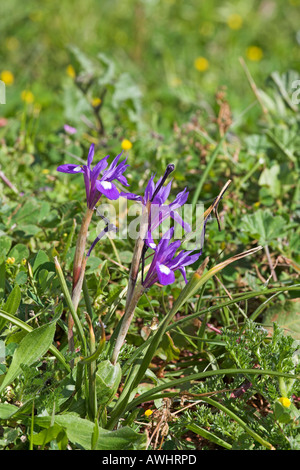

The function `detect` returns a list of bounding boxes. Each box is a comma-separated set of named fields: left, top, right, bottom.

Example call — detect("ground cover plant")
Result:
left=0, top=0, right=299, bottom=451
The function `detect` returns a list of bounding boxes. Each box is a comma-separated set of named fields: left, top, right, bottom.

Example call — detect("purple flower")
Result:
left=64, top=124, right=77, bottom=135
left=57, top=144, right=129, bottom=208
left=120, top=168, right=191, bottom=234
left=142, top=227, right=201, bottom=288
left=87, top=223, right=118, bottom=257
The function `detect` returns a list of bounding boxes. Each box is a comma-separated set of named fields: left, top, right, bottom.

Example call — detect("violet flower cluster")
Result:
left=121, top=166, right=203, bottom=288
left=57, top=145, right=203, bottom=287
left=57, top=143, right=129, bottom=209
left=142, top=227, right=201, bottom=287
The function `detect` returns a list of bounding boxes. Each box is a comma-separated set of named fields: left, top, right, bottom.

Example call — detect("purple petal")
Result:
left=120, top=191, right=142, bottom=201
left=91, top=156, right=109, bottom=181
left=96, top=180, right=119, bottom=200
left=56, top=163, right=83, bottom=174
left=87, top=144, right=95, bottom=169
left=156, top=262, right=175, bottom=285
left=117, top=174, right=130, bottom=186
left=157, top=179, right=173, bottom=203
left=82, top=166, right=91, bottom=203
left=170, top=210, right=191, bottom=233
left=178, top=266, right=188, bottom=283
left=169, top=188, right=189, bottom=210
left=144, top=174, right=155, bottom=202
left=145, top=230, right=157, bottom=250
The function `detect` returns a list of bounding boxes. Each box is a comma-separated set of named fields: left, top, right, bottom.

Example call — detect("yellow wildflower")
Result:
left=121, top=139, right=133, bottom=151
left=22, top=258, right=27, bottom=266
left=227, top=14, right=243, bottom=30
left=279, top=397, right=291, bottom=408
left=194, top=56, right=209, bottom=72
left=21, top=90, right=34, bottom=104
left=144, top=409, right=153, bottom=417
left=66, top=64, right=76, bottom=79
left=91, top=97, right=102, bottom=107
left=6, top=257, right=15, bottom=265
left=1, top=70, right=14, bottom=86
left=246, top=46, right=263, bottom=62
left=42, top=169, right=49, bottom=175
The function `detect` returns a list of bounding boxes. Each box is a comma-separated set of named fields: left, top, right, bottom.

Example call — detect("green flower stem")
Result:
left=111, top=283, right=145, bottom=365
left=85, top=313, right=97, bottom=420
left=69, top=208, right=93, bottom=354
left=72, top=208, right=94, bottom=290
left=125, top=206, right=148, bottom=311
left=54, top=256, right=87, bottom=358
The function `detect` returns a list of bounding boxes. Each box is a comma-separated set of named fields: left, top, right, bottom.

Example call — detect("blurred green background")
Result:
left=1, top=0, right=300, bottom=134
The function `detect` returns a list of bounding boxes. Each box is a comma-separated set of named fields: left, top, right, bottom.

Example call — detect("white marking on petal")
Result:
left=149, top=242, right=156, bottom=249
left=101, top=181, right=112, bottom=189
left=74, top=166, right=82, bottom=172
left=158, top=264, right=171, bottom=275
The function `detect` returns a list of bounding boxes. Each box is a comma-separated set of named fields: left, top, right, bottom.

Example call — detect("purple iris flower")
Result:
left=57, top=144, right=130, bottom=208
left=142, top=227, right=201, bottom=288
left=120, top=171, right=191, bottom=234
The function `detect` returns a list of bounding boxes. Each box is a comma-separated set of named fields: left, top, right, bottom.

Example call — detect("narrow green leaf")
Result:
left=186, top=423, right=232, bottom=450
left=0, top=285, right=21, bottom=331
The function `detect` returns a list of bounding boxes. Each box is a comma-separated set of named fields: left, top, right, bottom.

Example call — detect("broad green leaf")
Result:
left=15, top=271, right=27, bottom=285
left=157, top=332, right=180, bottom=362
left=94, top=426, right=147, bottom=450
left=32, top=424, right=63, bottom=446
left=11, top=199, right=50, bottom=226
left=241, top=209, right=288, bottom=245
left=32, top=250, right=49, bottom=273
left=258, top=165, right=281, bottom=198
left=0, top=322, right=57, bottom=392
left=263, top=299, right=300, bottom=339
left=274, top=401, right=293, bottom=424
left=8, top=244, right=29, bottom=263
left=96, top=360, right=121, bottom=405
left=35, top=413, right=147, bottom=450
left=0, top=403, right=19, bottom=419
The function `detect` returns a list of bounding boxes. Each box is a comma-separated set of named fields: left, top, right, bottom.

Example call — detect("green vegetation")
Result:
left=0, top=0, right=299, bottom=451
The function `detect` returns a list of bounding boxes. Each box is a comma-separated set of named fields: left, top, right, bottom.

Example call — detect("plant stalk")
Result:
left=68, top=208, right=94, bottom=354
left=111, top=283, right=145, bottom=365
